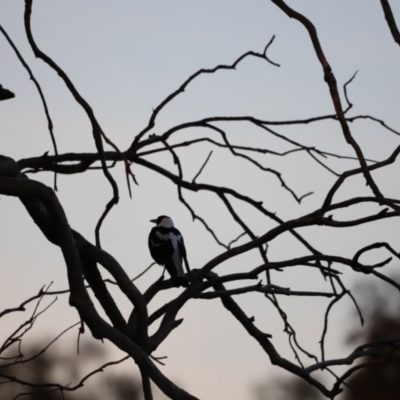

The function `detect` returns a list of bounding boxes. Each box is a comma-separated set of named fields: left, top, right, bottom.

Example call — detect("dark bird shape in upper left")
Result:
left=0, top=85, right=15, bottom=101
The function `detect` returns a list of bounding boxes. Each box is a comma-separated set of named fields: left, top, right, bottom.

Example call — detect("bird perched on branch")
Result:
left=148, top=215, right=191, bottom=287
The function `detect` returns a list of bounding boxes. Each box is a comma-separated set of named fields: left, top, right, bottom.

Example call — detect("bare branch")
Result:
left=0, top=355, right=130, bottom=397
left=24, top=0, right=120, bottom=246
left=129, top=45, right=281, bottom=151
left=380, top=0, right=400, bottom=46
left=271, top=0, right=390, bottom=212
left=0, top=25, right=59, bottom=189
left=263, top=34, right=281, bottom=67
left=192, top=150, right=213, bottom=183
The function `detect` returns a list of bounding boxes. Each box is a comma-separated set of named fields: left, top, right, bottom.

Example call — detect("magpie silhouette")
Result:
left=148, top=216, right=191, bottom=287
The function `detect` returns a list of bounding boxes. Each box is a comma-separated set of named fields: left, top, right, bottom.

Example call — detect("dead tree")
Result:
left=1, top=1, right=400, bottom=399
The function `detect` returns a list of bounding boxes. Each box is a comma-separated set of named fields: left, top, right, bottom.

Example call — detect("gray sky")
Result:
left=1, top=1, right=400, bottom=399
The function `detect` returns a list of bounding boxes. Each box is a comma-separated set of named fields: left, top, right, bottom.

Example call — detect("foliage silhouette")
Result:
left=342, top=279, right=400, bottom=400
left=0, top=340, right=141, bottom=400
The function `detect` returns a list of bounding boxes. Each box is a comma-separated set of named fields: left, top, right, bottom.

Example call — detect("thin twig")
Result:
left=0, top=25, right=59, bottom=190
left=192, top=151, right=213, bottom=183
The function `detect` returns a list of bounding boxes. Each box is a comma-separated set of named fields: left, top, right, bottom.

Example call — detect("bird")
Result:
left=148, top=215, right=191, bottom=287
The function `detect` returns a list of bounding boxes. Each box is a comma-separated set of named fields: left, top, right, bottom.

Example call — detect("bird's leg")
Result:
left=183, top=257, right=191, bottom=275
left=157, top=267, right=166, bottom=283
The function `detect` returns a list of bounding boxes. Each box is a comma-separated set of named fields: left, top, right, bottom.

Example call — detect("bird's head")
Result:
left=150, top=215, right=174, bottom=227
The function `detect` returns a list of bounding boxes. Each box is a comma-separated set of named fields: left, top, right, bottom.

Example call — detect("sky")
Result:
left=1, top=1, right=400, bottom=399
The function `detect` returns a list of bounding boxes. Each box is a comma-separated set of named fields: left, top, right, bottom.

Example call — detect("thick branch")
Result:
left=380, top=0, right=400, bottom=46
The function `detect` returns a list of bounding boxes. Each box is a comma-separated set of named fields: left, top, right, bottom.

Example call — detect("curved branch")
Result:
left=0, top=158, right=198, bottom=400
left=380, top=0, right=400, bottom=46
left=0, top=25, right=59, bottom=189
left=24, top=0, right=120, bottom=246
left=129, top=46, right=278, bottom=150
left=270, top=0, right=389, bottom=210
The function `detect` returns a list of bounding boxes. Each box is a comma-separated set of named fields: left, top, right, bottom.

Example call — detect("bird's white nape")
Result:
left=158, top=216, right=174, bottom=228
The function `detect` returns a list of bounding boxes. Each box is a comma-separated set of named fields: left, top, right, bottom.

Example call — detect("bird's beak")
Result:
left=150, top=219, right=157, bottom=223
